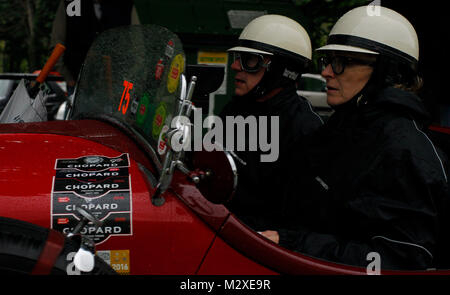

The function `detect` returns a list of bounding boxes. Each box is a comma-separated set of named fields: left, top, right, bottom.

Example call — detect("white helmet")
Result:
left=228, top=14, right=312, bottom=67
left=317, top=6, right=419, bottom=71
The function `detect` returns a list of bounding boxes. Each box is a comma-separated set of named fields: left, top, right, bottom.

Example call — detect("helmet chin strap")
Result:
left=356, top=59, right=394, bottom=106
left=244, top=65, right=276, bottom=100
left=243, top=61, right=298, bottom=101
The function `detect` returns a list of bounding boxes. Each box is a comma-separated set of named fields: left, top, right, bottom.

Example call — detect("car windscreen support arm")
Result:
left=151, top=74, right=197, bottom=206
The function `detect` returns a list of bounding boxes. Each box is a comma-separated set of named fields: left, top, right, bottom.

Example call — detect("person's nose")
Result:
left=231, top=58, right=242, bottom=71
left=321, top=63, right=334, bottom=79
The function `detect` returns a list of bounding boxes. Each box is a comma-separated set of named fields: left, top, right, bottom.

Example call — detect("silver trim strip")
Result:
left=371, top=235, right=433, bottom=259
left=412, top=120, right=448, bottom=182
left=304, top=97, right=325, bottom=125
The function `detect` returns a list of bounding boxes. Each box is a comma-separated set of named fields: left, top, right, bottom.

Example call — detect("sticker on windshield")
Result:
left=118, top=80, right=134, bottom=115
left=157, top=125, right=169, bottom=155
left=136, top=93, right=150, bottom=127
left=152, top=102, right=167, bottom=139
left=51, top=154, right=132, bottom=245
left=167, top=54, right=184, bottom=93
left=130, top=98, right=139, bottom=115
left=165, top=40, right=175, bottom=58
left=155, top=58, right=165, bottom=81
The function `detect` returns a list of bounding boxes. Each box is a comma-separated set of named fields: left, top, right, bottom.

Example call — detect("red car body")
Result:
left=1, top=120, right=450, bottom=275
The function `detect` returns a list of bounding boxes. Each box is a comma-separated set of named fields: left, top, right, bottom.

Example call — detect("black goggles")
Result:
left=319, top=55, right=375, bottom=75
left=232, top=52, right=271, bottom=73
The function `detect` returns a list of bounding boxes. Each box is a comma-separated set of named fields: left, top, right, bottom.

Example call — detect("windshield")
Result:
left=71, top=25, right=185, bottom=167
left=0, top=80, right=15, bottom=99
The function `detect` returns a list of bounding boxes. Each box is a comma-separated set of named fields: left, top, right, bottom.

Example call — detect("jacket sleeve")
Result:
left=278, top=225, right=434, bottom=271
left=278, top=146, right=447, bottom=270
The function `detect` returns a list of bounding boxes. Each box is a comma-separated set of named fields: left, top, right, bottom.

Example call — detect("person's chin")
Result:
left=327, top=95, right=344, bottom=106
left=234, top=88, right=249, bottom=96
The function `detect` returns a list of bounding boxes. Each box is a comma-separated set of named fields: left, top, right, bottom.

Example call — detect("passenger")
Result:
left=220, top=15, right=323, bottom=231
left=260, top=6, right=449, bottom=270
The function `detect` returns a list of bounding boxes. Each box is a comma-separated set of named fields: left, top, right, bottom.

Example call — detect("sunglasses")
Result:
left=232, top=52, right=271, bottom=73
left=319, top=55, right=375, bottom=75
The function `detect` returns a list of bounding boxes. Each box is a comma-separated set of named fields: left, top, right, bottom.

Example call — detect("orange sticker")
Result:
left=118, top=80, right=133, bottom=115
left=97, top=250, right=130, bottom=275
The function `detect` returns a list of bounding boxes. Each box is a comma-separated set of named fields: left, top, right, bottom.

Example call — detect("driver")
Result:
left=220, top=15, right=323, bottom=231
left=260, top=6, right=450, bottom=270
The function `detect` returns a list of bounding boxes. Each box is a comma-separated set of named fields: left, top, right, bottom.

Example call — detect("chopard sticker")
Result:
left=51, top=153, right=132, bottom=245
left=55, top=154, right=129, bottom=170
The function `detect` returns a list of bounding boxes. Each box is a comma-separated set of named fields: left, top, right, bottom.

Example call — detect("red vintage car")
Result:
left=1, top=24, right=449, bottom=276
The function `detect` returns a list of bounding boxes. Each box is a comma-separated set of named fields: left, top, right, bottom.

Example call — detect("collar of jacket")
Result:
left=369, top=87, right=429, bottom=119
left=255, top=87, right=283, bottom=103
left=229, top=84, right=298, bottom=112
left=328, top=86, right=430, bottom=128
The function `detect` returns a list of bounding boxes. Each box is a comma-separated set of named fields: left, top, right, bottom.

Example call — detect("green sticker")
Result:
left=136, top=93, right=150, bottom=127
left=152, top=102, right=167, bottom=139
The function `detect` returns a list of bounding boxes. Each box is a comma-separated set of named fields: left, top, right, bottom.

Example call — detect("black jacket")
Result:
left=220, top=85, right=323, bottom=231
left=279, top=87, right=449, bottom=270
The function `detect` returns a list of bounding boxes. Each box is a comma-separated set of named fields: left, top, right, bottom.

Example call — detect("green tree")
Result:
left=0, top=0, right=59, bottom=72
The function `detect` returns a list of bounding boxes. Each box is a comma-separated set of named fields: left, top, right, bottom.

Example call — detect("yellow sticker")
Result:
left=197, top=51, right=228, bottom=64
left=97, top=249, right=130, bottom=275
left=167, top=54, right=184, bottom=93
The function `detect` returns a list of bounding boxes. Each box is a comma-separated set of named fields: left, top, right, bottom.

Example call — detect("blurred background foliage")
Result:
left=0, top=0, right=368, bottom=73
left=0, top=0, right=59, bottom=72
